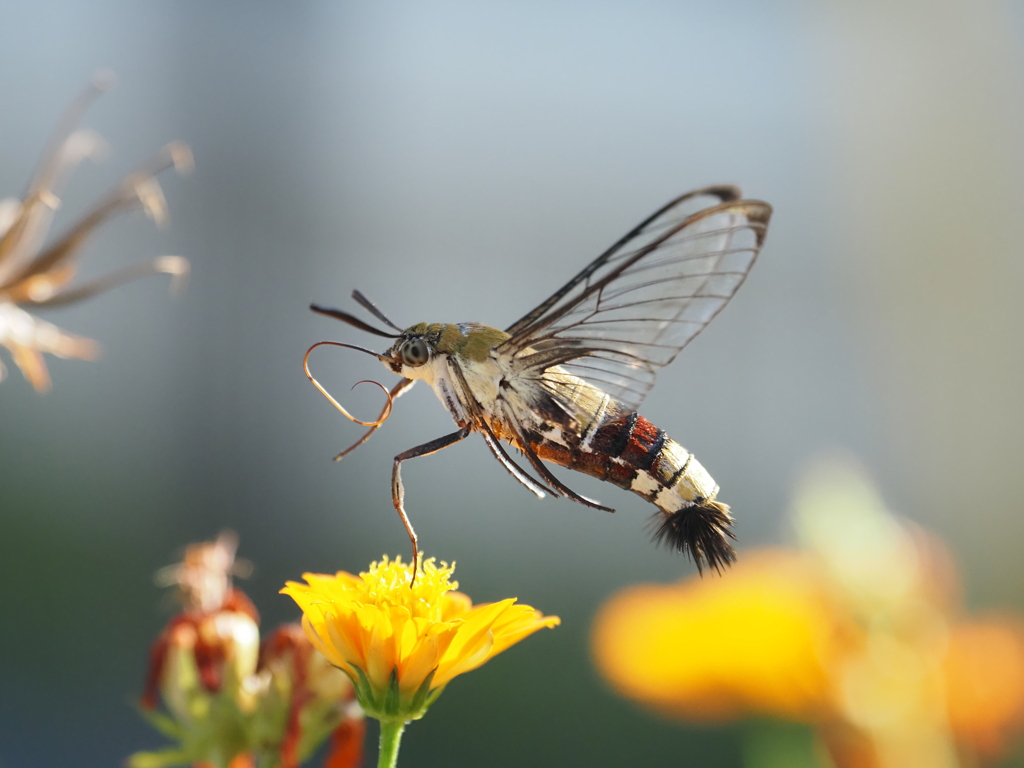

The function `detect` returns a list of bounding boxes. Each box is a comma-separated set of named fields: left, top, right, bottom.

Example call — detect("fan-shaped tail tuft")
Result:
left=651, top=500, right=736, bottom=574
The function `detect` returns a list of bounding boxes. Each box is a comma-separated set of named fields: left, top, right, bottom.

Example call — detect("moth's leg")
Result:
left=519, top=436, right=613, bottom=512
left=477, top=426, right=550, bottom=499
left=334, top=377, right=415, bottom=461
left=499, top=409, right=610, bottom=512
left=393, top=426, right=471, bottom=583
left=497, top=400, right=611, bottom=511
left=446, top=360, right=549, bottom=498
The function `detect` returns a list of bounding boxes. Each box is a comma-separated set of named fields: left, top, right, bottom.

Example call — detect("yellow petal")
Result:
left=300, top=614, right=349, bottom=673
left=441, top=590, right=474, bottom=620
left=442, top=599, right=516, bottom=663
left=399, top=626, right=446, bottom=695
left=365, top=607, right=394, bottom=692
left=591, top=549, right=849, bottom=722
left=488, top=603, right=561, bottom=657
left=435, top=630, right=495, bottom=687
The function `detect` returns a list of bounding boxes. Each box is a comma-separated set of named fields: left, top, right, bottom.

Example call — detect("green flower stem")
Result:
left=377, top=720, right=406, bottom=768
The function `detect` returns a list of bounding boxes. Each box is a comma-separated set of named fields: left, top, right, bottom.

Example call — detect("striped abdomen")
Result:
left=531, top=409, right=736, bottom=572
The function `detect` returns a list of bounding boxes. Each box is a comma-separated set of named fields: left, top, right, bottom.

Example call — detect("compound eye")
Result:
left=401, top=338, right=429, bottom=367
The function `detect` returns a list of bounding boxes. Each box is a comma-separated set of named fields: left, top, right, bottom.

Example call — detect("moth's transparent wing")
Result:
left=503, top=186, right=771, bottom=413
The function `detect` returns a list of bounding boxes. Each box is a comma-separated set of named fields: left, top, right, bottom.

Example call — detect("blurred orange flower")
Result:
left=943, top=618, right=1024, bottom=759
left=131, top=533, right=364, bottom=768
left=194, top=758, right=254, bottom=768
left=142, top=532, right=260, bottom=714
left=257, top=624, right=364, bottom=768
left=591, top=458, right=1024, bottom=768
left=593, top=549, right=857, bottom=722
left=0, top=74, right=190, bottom=391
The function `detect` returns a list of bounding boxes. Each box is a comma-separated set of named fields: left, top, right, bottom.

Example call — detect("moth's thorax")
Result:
left=385, top=322, right=512, bottom=424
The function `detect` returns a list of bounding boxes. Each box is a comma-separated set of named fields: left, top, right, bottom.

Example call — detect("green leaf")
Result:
left=408, top=669, right=436, bottom=714
left=353, top=666, right=378, bottom=712
left=126, top=747, right=192, bottom=768
left=138, top=707, right=186, bottom=740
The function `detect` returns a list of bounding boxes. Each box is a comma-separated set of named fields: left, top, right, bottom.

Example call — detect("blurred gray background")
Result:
left=1, top=1, right=1024, bottom=766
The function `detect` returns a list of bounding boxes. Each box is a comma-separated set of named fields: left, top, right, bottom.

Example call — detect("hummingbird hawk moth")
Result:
left=306, top=186, right=771, bottom=575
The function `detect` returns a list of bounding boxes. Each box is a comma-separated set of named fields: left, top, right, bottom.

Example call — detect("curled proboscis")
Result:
left=303, top=341, right=395, bottom=427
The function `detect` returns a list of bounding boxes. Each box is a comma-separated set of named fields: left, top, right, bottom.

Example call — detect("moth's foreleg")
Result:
left=334, top=377, right=415, bottom=461
left=392, top=426, right=471, bottom=584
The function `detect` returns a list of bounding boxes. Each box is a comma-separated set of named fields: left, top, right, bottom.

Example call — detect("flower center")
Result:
left=357, top=557, right=458, bottom=620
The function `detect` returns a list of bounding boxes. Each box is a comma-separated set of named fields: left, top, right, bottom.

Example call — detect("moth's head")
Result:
left=385, top=323, right=437, bottom=375
left=309, top=296, right=441, bottom=376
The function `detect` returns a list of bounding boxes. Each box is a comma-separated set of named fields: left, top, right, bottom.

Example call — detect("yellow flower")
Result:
left=0, top=74, right=190, bottom=392
left=282, top=556, right=560, bottom=722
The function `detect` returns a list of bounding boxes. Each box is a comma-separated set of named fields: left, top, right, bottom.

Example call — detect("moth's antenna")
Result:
left=310, top=304, right=399, bottom=338
left=352, top=289, right=403, bottom=332
left=303, top=341, right=396, bottom=427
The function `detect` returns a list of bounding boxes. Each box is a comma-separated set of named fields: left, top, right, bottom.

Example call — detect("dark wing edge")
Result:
left=504, top=185, right=746, bottom=339
left=500, top=187, right=771, bottom=412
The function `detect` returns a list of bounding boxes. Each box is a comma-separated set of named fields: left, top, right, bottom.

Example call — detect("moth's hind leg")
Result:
left=651, top=500, right=736, bottom=575
left=392, top=426, right=470, bottom=583
left=498, top=403, right=613, bottom=512
left=520, top=438, right=613, bottom=512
